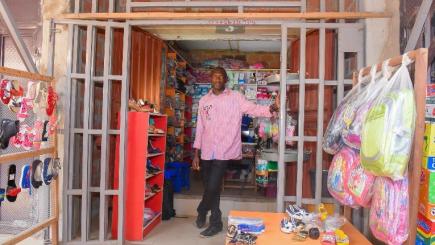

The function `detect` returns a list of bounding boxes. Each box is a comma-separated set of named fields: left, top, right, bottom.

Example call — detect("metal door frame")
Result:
left=52, top=0, right=365, bottom=243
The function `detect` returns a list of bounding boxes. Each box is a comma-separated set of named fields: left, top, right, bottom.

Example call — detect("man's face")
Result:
left=211, top=71, right=226, bottom=91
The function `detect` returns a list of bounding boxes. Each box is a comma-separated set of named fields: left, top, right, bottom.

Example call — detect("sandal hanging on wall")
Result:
left=6, top=164, right=21, bottom=202
left=31, top=159, right=43, bottom=189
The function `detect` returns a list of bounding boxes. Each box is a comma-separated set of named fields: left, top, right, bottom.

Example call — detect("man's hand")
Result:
left=192, top=149, right=200, bottom=171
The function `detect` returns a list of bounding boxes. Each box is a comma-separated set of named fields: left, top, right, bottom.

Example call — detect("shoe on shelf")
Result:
left=200, top=225, right=222, bottom=238
left=196, top=214, right=206, bottom=229
left=147, top=140, right=161, bottom=154
left=147, top=159, right=161, bottom=173
left=151, top=184, right=161, bottom=193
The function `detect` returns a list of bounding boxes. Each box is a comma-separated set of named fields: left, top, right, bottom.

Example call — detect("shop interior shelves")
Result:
left=112, top=111, right=167, bottom=241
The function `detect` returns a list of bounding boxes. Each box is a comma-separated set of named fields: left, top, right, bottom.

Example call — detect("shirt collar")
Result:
left=209, top=88, right=230, bottom=96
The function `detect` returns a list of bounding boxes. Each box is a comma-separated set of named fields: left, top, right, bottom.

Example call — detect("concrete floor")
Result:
left=128, top=216, right=228, bottom=245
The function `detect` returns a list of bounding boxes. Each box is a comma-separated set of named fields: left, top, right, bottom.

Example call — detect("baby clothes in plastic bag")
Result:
left=327, top=146, right=358, bottom=207
left=323, top=77, right=370, bottom=155
left=342, top=64, right=388, bottom=150
left=361, top=54, right=416, bottom=180
left=369, top=176, right=409, bottom=245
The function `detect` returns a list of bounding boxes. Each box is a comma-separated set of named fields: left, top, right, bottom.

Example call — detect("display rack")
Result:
left=0, top=66, right=59, bottom=245
left=343, top=49, right=428, bottom=244
left=112, top=111, right=167, bottom=241
left=165, top=51, right=187, bottom=163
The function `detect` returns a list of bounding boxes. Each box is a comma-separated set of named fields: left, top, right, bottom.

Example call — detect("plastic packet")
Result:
left=326, top=146, right=358, bottom=207
left=361, top=54, right=416, bottom=180
left=369, top=176, right=409, bottom=245
left=324, top=214, right=346, bottom=232
left=342, top=63, right=389, bottom=150
left=323, top=76, right=370, bottom=155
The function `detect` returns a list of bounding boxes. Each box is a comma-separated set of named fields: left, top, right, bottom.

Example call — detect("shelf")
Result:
left=143, top=212, right=162, bottom=230
left=224, top=178, right=253, bottom=182
left=148, top=133, right=166, bottom=137
left=146, top=171, right=163, bottom=180
left=242, top=142, right=257, bottom=146
left=147, top=152, right=164, bottom=158
left=150, top=113, right=166, bottom=117
left=145, top=189, right=162, bottom=201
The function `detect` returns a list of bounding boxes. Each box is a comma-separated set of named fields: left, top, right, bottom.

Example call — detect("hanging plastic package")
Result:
left=342, top=62, right=389, bottom=150
left=322, top=75, right=370, bottom=155
left=361, top=54, right=416, bottom=180
left=346, top=162, right=375, bottom=207
left=327, top=146, right=358, bottom=207
left=369, top=176, right=409, bottom=245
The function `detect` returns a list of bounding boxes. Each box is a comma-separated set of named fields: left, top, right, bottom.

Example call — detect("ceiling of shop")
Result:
left=175, top=40, right=283, bottom=52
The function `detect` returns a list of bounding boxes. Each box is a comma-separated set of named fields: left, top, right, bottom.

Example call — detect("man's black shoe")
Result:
left=195, top=214, right=206, bottom=229
left=200, top=225, right=222, bottom=238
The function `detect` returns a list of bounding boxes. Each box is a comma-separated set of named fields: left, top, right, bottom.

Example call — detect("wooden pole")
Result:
left=58, top=11, right=392, bottom=21
left=0, top=147, right=55, bottom=164
left=406, top=48, right=427, bottom=245
left=2, top=217, right=57, bottom=245
left=0, top=66, right=53, bottom=82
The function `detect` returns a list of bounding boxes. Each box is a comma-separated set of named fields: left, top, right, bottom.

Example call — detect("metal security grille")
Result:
left=56, top=0, right=365, bottom=243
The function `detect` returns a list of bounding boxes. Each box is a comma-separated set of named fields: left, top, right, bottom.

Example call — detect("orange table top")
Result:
left=227, top=210, right=372, bottom=245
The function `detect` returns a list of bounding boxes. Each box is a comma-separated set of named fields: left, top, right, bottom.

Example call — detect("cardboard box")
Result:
left=420, top=169, right=435, bottom=204
left=416, top=230, right=435, bottom=245
left=420, top=199, right=435, bottom=221
left=423, top=156, right=435, bottom=171
left=424, top=123, right=435, bottom=157
left=418, top=212, right=435, bottom=235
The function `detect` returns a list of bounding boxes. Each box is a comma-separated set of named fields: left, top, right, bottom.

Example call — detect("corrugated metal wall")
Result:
left=113, top=28, right=165, bottom=110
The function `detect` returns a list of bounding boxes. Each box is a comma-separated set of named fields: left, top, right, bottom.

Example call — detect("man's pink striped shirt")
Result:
left=193, top=88, right=272, bottom=160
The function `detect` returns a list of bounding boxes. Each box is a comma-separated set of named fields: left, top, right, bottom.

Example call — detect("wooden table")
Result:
left=227, top=211, right=372, bottom=245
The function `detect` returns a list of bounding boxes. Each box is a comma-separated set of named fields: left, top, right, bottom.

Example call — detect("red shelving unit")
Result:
left=112, top=111, right=167, bottom=241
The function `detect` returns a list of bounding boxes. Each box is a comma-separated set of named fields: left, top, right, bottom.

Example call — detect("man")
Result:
left=192, top=67, right=279, bottom=237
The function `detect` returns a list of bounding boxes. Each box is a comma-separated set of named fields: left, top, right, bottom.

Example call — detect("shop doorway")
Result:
left=54, top=4, right=365, bottom=244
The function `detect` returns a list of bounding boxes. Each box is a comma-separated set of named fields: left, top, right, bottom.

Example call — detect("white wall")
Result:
left=362, top=0, right=401, bottom=65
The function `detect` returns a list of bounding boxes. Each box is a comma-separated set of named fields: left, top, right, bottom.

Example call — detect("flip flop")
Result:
left=32, top=120, right=44, bottom=150
left=10, top=80, right=23, bottom=97
left=20, top=164, right=31, bottom=194
left=42, top=158, right=53, bottom=185
left=25, top=81, right=38, bottom=100
left=50, top=158, right=61, bottom=178
left=17, top=98, right=33, bottom=122
left=8, top=96, right=22, bottom=113
left=6, top=164, right=21, bottom=202
left=0, top=188, right=5, bottom=205
left=31, top=160, right=43, bottom=189
left=42, top=120, right=49, bottom=142
left=0, top=119, right=20, bottom=149
left=21, top=125, right=35, bottom=150
left=0, top=79, right=12, bottom=105
left=46, top=85, right=57, bottom=116
left=33, top=82, right=47, bottom=115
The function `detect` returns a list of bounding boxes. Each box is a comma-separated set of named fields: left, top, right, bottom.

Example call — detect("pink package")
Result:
left=342, top=102, right=372, bottom=150
left=327, top=146, right=358, bottom=207
left=347, top=161, right=375, bottom=207
left=369, top=176, right=409, bottom=245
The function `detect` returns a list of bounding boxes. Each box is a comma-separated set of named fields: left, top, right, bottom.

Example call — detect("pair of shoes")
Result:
left=200, top=225, right=222, bottom=238
left=147, top=159, right=161, bottom=174
left=196, top=214, right=206, bottom=229
left=148, top=140, right=161, bottom=154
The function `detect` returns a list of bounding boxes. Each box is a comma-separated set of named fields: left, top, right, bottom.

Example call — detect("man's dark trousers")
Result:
left=196, top=159, right=229, bottom=228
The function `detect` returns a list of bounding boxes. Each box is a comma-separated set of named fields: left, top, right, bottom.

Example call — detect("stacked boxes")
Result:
left=417, top=123, right=435, bottom=244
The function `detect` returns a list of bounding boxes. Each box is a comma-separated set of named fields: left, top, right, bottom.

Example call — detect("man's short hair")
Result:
left=210, top=67, right=228, bottom=83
